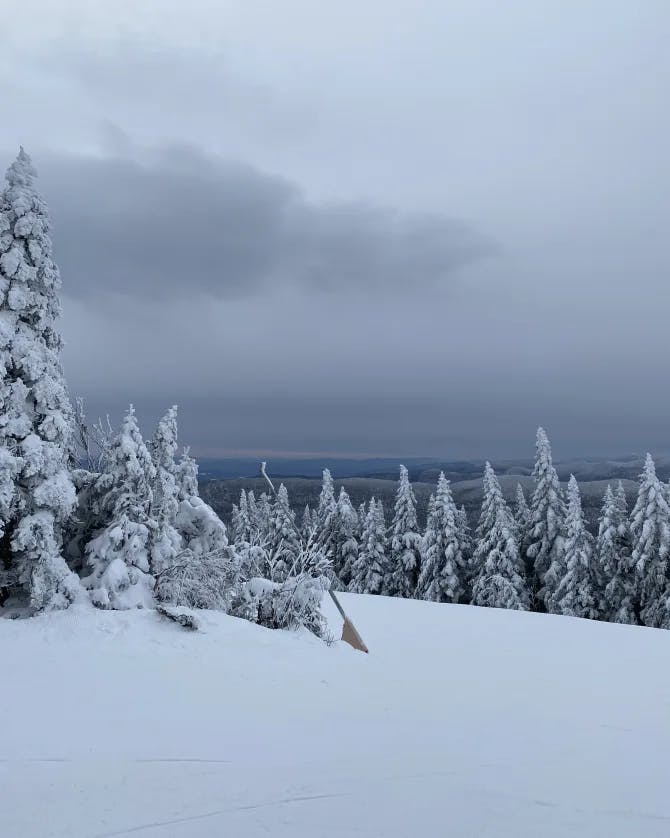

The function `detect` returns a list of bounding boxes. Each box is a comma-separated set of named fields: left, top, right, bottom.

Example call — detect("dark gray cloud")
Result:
left=3, top=3, right=670, bottom=459
left=38, top=146, right=493, bottom=300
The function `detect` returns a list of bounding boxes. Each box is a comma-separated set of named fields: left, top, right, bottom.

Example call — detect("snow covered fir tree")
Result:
left=2, top=148, right=670, bottom=635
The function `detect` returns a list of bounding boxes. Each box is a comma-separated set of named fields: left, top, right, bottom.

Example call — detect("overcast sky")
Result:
left=2, top=1, right=669, bottom=460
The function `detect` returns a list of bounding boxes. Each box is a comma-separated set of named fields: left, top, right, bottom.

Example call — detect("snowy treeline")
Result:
left=0, top=149, right=329, bottom=635
left=228, top=431, right=670, bottom=629
left=1, top=149, right=670, bottom=634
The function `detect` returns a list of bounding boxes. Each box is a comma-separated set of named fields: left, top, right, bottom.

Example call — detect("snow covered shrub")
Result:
left=232, top=539, right=331, bottom=638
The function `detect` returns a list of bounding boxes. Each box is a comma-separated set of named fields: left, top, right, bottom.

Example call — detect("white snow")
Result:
left=2, top=595, right=669, bottom=837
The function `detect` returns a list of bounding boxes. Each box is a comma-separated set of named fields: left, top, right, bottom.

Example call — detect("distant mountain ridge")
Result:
left=197, top=452, right=670, bottom=484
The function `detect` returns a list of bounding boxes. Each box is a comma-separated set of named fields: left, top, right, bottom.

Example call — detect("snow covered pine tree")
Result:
left=527, top=427, right=566, bottom=611
left=597, top=484, right=636, bottom=624
left=350, top=498, right=387, bottom=595
left=0, top=148, right=84, bottom=610
left=83, top=406, right=158, bottom=609
left=630, top=454, right=670, bottom=628
left=552, top=476, right=599, bottom=620
left=387, top=465, right=423, bottom=597
left=470, top=464, right=529, bottom=611
left=416, top=472, right=465, bottom=603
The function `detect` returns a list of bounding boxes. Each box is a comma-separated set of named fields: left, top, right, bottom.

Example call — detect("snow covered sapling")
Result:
left=527, top=427, right=566, bottom=610
left=416, top=473, right=465, bottom=603
left=552, top=476, right=598, bottom=620
left=0, top=149, right=84, bottom=610
left=387, top=465, right=423, bottom=597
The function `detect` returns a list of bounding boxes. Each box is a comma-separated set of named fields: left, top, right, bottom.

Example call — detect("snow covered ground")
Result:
left=2, top=595, right=669, bottom=837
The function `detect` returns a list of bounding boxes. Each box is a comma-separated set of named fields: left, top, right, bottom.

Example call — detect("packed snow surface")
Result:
left=3, top=595, right=669, bottom=837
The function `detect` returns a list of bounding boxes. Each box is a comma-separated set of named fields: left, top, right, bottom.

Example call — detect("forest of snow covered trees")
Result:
left=1, top=148, right=670, bottom=634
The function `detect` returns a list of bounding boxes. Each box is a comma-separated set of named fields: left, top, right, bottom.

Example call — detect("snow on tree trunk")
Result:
left=387, top=465, right=423, bottom=597
left=553, top=476, right=598, bottom=620
left=0, top=148, right=84, bottom=610
left=470, top=464, right=529, bottom=611
left=416, top=473, right=465, bottom=603
left=527, top=427, right=566, bottom=611
left=630, top=454, right=670, bottom=628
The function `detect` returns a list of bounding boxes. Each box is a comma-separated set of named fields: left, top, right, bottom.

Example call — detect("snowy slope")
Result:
left=2, top=596, right=669, bottom=837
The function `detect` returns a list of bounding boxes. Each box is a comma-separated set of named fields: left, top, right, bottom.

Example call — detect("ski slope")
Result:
left=2, top=594, right=669, bottom=837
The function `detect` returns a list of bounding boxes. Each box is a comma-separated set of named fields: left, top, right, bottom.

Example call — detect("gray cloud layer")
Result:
left=39, top=147, right=492, bottom=300
left=2, top=2, right=670, bottom=459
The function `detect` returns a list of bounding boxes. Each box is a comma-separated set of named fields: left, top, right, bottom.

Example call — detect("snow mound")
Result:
left=2, top=595, right=669, bottom=837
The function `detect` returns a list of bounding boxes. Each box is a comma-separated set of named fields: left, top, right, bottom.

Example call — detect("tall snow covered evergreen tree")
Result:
left=0, top=149, right=84, bottom=610
left=331, top=487, right=359, bottom=588
left=552, top=476, right=598, bottom=619
left=470, top=464, right=529, bottom=611
left=316, top=468, right=336, bottom=529
left=84, top=406, right=157, bottom=609
left=350, top=498, right=387, bottom=594
left=387, top=465, right=423, bottom=597
left=597, top=484, right=636, bottom=624
left=527, top=427, right=566, bottom=610
left=630, top=454, right=670, bottom=627
left=416, top=473, right=464, bottom=603
left=148, top=406, right=181, bottom=576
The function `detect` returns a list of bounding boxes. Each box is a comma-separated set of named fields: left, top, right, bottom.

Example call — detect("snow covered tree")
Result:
left=552, top=476, right=598, bottom=619
left=0, top=148, right=84, bottom=610
left=331, top=487, right=359, bottom=588
left=301, top=504, right=314, bottom=539
left=630, top=454, right=670, bottom=627
left=386, top=465, right=422, bottom=597
left=157, top=444, right=237, bottom=610
left=175, top=447, right=199, bottom=501
left=316, top=468, right=336, bottom=529
left=350, top=498, right=387, bottom=594
left=470, top=464, right=529, bottom=611
left=256, top=493, right=272, bottom=541
left=83, top=405, right=157, bottom=609
left=148, top=406, right=181, bottom=576
left=267, top=483, right=301, bottom=582
left=597, top=484, right=636, bottom=624
left=416, top=473, right=465, bottom=603
left=231, top=490, right=251, bottom=545
left=246, top=490, right=260, bottom=540
left=314, top=468, right=338, bottom=557
left=527, top=427, right=566, bottom=610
